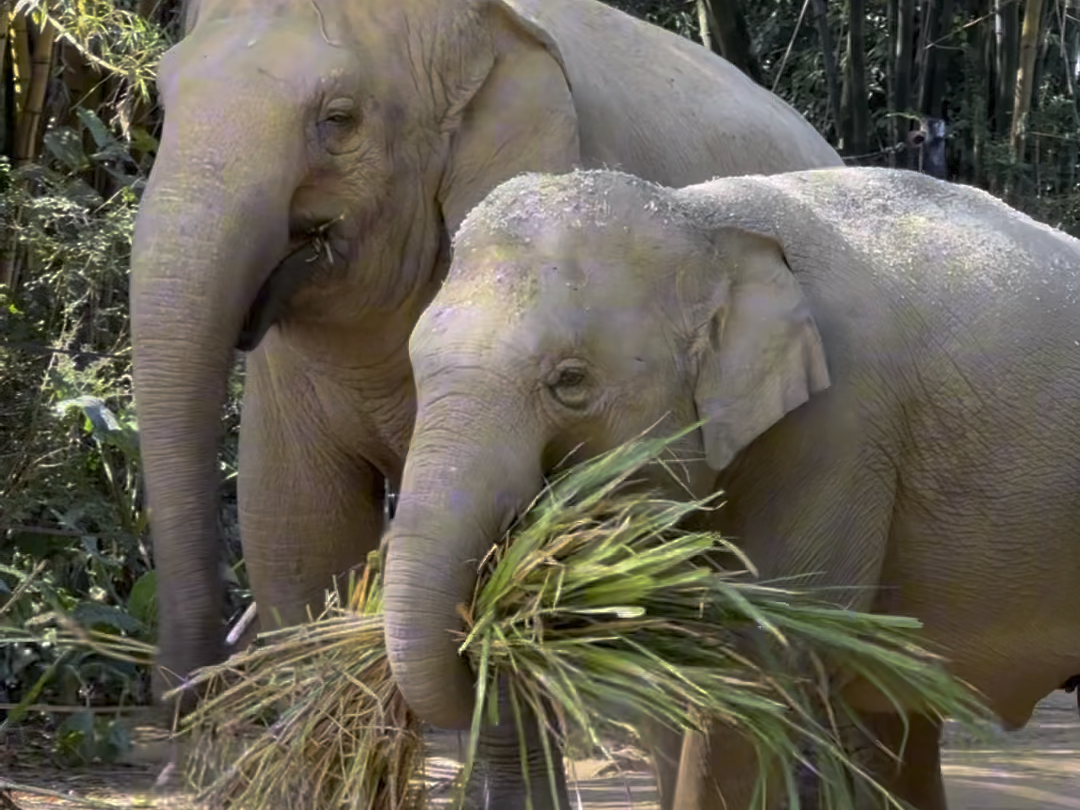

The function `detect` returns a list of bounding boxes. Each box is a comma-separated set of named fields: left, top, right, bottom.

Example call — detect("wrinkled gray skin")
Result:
left=384, top=166, right=1080, bottom=810
left=130, top=0, right=838, bottom=803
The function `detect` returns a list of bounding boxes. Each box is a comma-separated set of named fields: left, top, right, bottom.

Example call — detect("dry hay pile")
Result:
left=172, top=433, right=991, bottom=810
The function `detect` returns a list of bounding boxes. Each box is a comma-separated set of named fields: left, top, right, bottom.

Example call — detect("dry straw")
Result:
left=173, top=431, right=992, bottom=810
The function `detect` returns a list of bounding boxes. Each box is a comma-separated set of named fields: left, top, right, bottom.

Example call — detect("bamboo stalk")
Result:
left=14, top=12, right=58, bottom=165
left=0, top=3, right=11, bottom=84
left=10, top=6, right=29, bottom=115
left=1010, top=0, right=1047, bottom=161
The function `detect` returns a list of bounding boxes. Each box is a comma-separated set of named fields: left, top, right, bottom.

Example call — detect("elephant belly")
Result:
left=868, top=463, right=1080, bottom=729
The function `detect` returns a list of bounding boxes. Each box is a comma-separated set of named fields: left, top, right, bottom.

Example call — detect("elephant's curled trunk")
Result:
left=384, top=419, right=543, bottom=731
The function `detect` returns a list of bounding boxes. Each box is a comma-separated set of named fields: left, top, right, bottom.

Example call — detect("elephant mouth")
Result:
left=236, top=225, right=344, bottom=353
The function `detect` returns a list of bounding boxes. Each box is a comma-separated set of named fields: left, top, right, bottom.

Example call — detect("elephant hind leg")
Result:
left=852, top=711, right=946, bottom=810
left=1061, top=675, right=1080, bottom=716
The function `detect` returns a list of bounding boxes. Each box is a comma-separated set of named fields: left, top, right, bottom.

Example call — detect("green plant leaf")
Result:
left=42, top=127, right=91, bottom=172
left=76, top=107, right=118, bottom=151
left=126, top=571, right=157, bottom=634
left=72, top=601, right=142, bottom=635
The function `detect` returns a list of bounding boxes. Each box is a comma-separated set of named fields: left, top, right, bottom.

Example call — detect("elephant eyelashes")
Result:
left=322, top=96, right=358, bottom=125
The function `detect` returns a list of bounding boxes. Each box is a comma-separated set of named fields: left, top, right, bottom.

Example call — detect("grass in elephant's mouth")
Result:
left=172, top=430, right=994, bottom=810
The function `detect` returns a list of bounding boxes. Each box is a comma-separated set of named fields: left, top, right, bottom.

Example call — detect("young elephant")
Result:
left=384, top=167, right=1080, bottom=810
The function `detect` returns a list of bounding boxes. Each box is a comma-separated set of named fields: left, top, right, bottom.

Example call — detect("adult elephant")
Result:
left=130, top=0, right=841, bottom=708
left=383, top=167, right=1080, bottom=810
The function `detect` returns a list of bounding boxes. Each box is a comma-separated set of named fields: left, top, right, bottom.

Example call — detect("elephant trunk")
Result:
left=384, top=409, right=543, bottom=731
left=130, top=117, right=301, bottom=697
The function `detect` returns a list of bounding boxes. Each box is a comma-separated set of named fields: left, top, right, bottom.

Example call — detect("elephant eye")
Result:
left=548, top=365, right=592, bottom=410
left=319, top=100, right=364, bottom=156
left=326, top=111, right=351, bottom=125
left=322, top=106, right=357, bottom=127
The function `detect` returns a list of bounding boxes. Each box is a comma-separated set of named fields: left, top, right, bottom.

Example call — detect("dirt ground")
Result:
left=2, top=691, right=1077, bottom=809
left=939, top=690, right=1080, bottom=809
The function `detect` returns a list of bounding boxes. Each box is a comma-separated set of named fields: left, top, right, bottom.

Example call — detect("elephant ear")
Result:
left=691, top=229, right=831, bottom=472
left=180, top=0, right=201, bottom=33
left=437, top=0, right=581, bottom=237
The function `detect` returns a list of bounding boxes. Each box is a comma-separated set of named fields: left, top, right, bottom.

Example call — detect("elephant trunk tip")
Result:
left=383, top=523, right=483, bottom=730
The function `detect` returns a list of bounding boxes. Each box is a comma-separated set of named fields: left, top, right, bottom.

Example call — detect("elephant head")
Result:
left=383, top=170, right=831, bottom=731
left=131, top=0, right=581, bottom=696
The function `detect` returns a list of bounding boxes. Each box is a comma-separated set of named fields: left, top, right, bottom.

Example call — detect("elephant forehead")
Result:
left=162, top=9, right=380, bottom=97
left=448, top=224, right=675, bottom=297
left=191, top=0, right=394, bottom=37
left=459, top=169, right=677, bottom=232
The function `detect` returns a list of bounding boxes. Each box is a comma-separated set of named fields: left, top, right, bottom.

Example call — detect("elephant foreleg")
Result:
left=673, top=723, right=785, bottom=810
left=465, top=676, right=570, bottom=810
left=237, top=358, right=386, bottom=635
left=638, top=715, right=683, bottom=810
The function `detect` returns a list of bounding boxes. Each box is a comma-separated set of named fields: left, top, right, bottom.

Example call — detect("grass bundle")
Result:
left=175, top=431, right=992, bottom=810
left=176, top=560, right=421, bottom=810
left=458, top=435, right=993, bottom=808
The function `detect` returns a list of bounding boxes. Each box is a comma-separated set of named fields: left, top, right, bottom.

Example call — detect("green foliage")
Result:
left=0, top=3, right=201, bottom=753
left=54, top=710, right=133, bottom=766
left=0, top=136, right=154, bottom=726
left=15, top=0, right=173, bottom=109
left=0, top=115, right=247, bottom=725
left=606, top=0, right=699, bottom=38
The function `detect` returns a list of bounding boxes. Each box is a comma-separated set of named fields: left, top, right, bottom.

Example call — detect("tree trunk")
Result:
left=810, top=0, right=843, bottom=144
left=919, top=0, right=957, bottom=118
left=845, top=0, right=870, bottom=156
left=966, top=0, right=991, bottom=185
left=1065, top=0, right=1080, bottom=101
left=996, top=0, right=1020, bottom=138
left=1010, top=0, right=1047, bottom=160
left=696, top=0, right=764, bottom=85
left=10, top=9, right=30, bottom=117
left=893, top=0, right=917, bottom=158
left=0, top=0, right=13, bottom=160
left=0, top=2, right=9, bottom=81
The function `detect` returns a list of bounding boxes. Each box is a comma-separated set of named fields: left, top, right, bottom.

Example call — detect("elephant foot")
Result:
left=464, top=730, right=569, bottom=810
